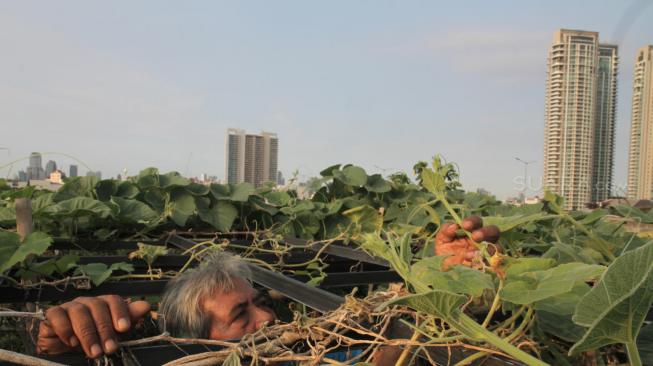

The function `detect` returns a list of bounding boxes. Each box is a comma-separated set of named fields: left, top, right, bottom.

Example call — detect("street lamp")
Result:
left=515, top=157, right=535, bottom=202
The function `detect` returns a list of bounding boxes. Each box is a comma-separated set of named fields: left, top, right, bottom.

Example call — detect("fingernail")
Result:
left=69, top=336, right=79, bottom=347
left=90, top=344, right=102, bottom=357
left=118, top=318, right=130, bottom=331
left=104, top=339, right=117, bottom=353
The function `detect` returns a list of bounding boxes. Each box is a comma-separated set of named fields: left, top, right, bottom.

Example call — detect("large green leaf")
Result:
left=198, top=201, right=238, bottom=232
left=388, top=290, right=467, bottom=321
left=169, top=189, right=196, bottom=226
left=111, top=196, right=158, bottom=223
left=160, top=172, right=190, bottom=189
left=54, top=176, right=99, bottom=201
left=95, top=180, right=118, bottom=201
left=45, top=197, right=113, bottom=218
left=0, top=232, right=53, bottom=273
left=537, top=311, right=587, bottom=342
left=333, top=166, right=367, bottom=187
left=74, top=262, right=134, bottom=286
left=570, top=241, right=653, bottom=355
left=16, top=254, right=79, bottom=279
left=365, top=174, right=392, bottom=193
left=264, top=191, right=291, bottom=206
left=637, top=323, right=653, bottom=365
left=500, top=263, right=605, bottom=305
left=483, top=213, right=554, bottom=232
left=31, top=193, right=55, bottom=213
left=411, top=256, right=494, bottom=297
left=230, top=183, right=255, bottom=202
left=0, top=206, right=16, bottom=225
left=116, top=181, right=140, bottom=198
left=136, top=167, right=160, bottom=189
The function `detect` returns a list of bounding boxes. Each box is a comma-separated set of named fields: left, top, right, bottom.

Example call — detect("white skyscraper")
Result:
left=226, top=129, right=279, bottom=187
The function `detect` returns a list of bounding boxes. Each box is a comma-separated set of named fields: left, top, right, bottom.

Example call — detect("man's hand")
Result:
left=435, top=216, right=500, bottom=270
left=37, top=295, right=150, bottom=358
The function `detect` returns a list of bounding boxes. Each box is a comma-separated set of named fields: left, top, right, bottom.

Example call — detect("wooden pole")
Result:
left=15, top=198, right=34, bottom=240
left=14, top=198, right=38, bottom=354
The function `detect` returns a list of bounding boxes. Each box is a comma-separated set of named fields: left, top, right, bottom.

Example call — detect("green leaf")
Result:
left=420, top=168, right=445, bottom=196
left=31, top=193, right=55, bottom=213
left=388, top=290, right=467, bottom=321
left=533, top=283, right=591, bottom=315
left=319, top=164, right=341, bottom=177
left=0, top=206, right=16, bottom=225
left=537, top=311, right=587, bottom=342
left=230, top=183, right=255, bottom=202
left=264, top=191, right=291, bottom=206
left=129, top=243, right=168, bottom=265
left=210, top=183, right=231, bottom=200
left=54, top=176, right=100, bottom=201
left=198, top=201, right=238, bottom=232
left=95, top=180, right=118, bottom=201
left=0, top=232, right=53, bottom=273
left=185, top=183, right=210, bottom=196
left=75, top=262, right=134, bottom=286
left=116, top=181, right=140, bottom=198
left=500, top=263, right=605, bottom=305
left=365, top=174, right=392, bottom=193
left=169, top=189, right=196, bottom=226
left=17, top=254, right=79, bottom=279
left=637, top=322, right=653, bottom=365
left=137, top=167, right=160, bottom=189
left=411, top=256, right=494, bottom=297
left=222, top=351, right=242, bottom=366
left=333, top=166, right=367, bottom=186
left=504, top=257, right=557, bottom=278
left=45, top=197, right=113, bottom=218
left=483, top=213, right=554, bottom=232
left=160, top=172, right=190, bottom=189
left=570, top=241, right=653, bottom=355
left=111, top=196, right=158, bottom=223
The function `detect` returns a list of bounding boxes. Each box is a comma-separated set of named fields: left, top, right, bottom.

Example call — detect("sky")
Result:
left=1, top=1, right=652, bottom=199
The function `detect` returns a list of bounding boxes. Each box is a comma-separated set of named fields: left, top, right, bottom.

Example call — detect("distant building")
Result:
left=476, top=188, right=491, bottom=196
left=524, top=196, right=542, bottom=205
left=627, top=46, right=653, bottom=200
left=69, top=165, right=78, bottom=178
left=48, top=170, right=65, bottom=184
left=17, top=170, right=27, bottom=182
left=27, top=152, right=45, bottom=180
left=226, top=129, right=278, bottom=187
left=86, top=171, right=102, bottom=179
left=543, top=29, right=618, bottom=210
left=277, top=171, right=285, bottom=186
left=44, top=160, right=57, bottom=177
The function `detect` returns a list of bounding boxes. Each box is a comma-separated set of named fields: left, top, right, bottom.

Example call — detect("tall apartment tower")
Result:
left=627, top=46, right=653, bottom=200
left=543, top=29, right=618, bottom=210
left=27, top=152, right=45, bottom=180
left=226, top=129, right=279, bottom=187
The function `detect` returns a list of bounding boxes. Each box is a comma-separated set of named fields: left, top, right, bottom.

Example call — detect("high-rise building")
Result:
left=27, top=152, right=45, bottom=180
left=627, top=46, right=653, bottom=200
left=45, top=160, right=57, bottom=177
left=226, top=129, right=279, bottom=187
left=86, top=171, right=102, bottom=179
left=69, top=165, right=78, bottom=178
left=543, top=29, right=618, bottom=210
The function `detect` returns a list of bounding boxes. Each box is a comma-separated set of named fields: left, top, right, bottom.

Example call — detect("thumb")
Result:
left=128, top=301, right=151, bottom=323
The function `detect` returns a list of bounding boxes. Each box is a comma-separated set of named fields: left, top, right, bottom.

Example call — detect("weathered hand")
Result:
left=435, top=216, right=500, bottom=270
left=37, top=295, right=150, bottom=358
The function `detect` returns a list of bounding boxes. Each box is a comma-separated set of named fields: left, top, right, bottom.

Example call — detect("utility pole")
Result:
left=515, top=157, right=535, bottom=203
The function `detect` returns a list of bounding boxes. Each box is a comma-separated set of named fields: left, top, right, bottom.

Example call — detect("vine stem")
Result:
left=625, top=341, right=642, bottom=366
left=482, top=279, right=504, bottom=328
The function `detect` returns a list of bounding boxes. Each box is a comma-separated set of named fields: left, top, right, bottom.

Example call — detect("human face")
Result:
left=201, top=277, right=276, bottom=340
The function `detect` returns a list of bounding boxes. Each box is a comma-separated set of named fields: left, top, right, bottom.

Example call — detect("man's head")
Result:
left=160, top=251, right=275, bottom=340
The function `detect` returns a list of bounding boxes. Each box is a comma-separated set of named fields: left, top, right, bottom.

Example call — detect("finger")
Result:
left=471, top=225, right=500, bottom=243
left=465, top=250, right=478, bottom=260
left=37, top=336, right=71, bottom=355
left=128, top=301, right=151, bottom=323
left=65, top=302, right=103, bottom=358
left=461, top=216, right=483, bottom=232
left=75, top=298, right=119, bottom=354
left=98, top=295, right=132, bottom=332
left=437, top=222, right=460, bottom=243
left=45, top=306, right=77, bottom=348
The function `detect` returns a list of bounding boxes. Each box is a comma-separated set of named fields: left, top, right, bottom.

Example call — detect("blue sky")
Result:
left=1, top=1, right=652, bottom=199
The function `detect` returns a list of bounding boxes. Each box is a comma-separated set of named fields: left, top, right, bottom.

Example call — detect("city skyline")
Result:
left=1, top=1, right=652, bottom=199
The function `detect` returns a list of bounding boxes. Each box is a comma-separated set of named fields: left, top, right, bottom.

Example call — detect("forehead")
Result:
left=201, top=277, right=256, bottom=317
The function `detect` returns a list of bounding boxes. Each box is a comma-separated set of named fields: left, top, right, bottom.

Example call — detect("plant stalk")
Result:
left=625, top=341, right=642, bottom=366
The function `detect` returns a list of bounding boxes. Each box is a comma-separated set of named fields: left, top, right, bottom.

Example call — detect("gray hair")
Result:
left=159, top=251, right=251, bottom=338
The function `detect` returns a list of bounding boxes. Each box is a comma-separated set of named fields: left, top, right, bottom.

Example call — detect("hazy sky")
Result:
left=1, top=1, right=652, bottom=199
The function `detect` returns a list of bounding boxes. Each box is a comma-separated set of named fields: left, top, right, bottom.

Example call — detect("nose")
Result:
left=253, top=305, right=276, bottom=330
